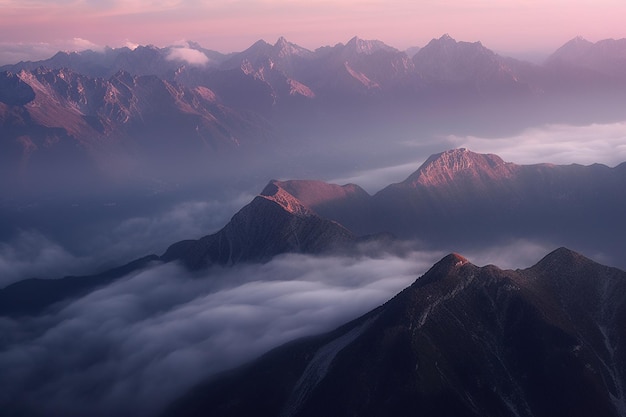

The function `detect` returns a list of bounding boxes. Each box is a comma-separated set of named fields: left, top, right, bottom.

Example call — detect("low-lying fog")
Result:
left=0, top=240, right=560, bottom=417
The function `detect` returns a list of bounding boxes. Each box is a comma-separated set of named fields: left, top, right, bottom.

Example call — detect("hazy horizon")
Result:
left=1, top=0, right=625, bottom=65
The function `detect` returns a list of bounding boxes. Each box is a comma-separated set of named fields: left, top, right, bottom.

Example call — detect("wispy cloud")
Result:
left=0, top=38, right=104, bottom=64
left=345, top=120, right=626, bottom=194
left=0, top=241, right=567, bottom=416
left=447, top=121, right=626, bottom=167
left=0, top=192, right=253, bottom=286
left=166, top=46, right=209, bottom=66
left=0, top=230, right=91, bottom=287
left=0, top=249, right=442, bottom=417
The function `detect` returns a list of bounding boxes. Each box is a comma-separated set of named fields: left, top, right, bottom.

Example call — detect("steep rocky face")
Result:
left=413, top=34, right=530, bottom=94
left=371, top=149, right=626, bottom=258
left=302, top=37, right=417, bottom=97
left=0, top=67, right=272, bottom=189
left=264, top=180, right=373, bottom=233
left=0, top=71, right=36, bottom=105
left=161, top=181, right=356, bottom=269
left=163, top=248, right=626, bottom=417
left=401, top=148, right=518, bottom=188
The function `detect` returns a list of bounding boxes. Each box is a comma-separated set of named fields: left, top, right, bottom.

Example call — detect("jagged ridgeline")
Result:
left=3, top=149, right=625, bottom=318
left=2, top=35, right=626, bottom=192
left=163, top=248, right=626, bottom=417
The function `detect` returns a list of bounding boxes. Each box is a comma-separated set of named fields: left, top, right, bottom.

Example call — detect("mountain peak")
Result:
left=531, top=247, right=592, bottom=273
left=272, top=36, right=311, bottom=58
left=271, top=179, right=369, bottom=207
left=422, top=34, right=491, bottom=54
left=548, top=36, right=595, bottom=62
left=438, top=252, right=470, bottom=268
left=260, top=180, right=315, bottom=217
left=571, top=35, right=591, bottom=44
left=345, top=36, right=396, bottom=55
left=274, top=36, right=289, bottom=48
left=410, top=252, right=474, bottom=289
left=402, top=148, right=515, bottom=188
left=250, top=39, right=272, bottom=49
left=164, top=247, right=626, bottom=417
left=439, top=33, right=456, bottom=42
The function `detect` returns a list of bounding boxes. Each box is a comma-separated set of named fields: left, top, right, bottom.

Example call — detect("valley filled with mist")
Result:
left=1, top=33, right=626, bottom=417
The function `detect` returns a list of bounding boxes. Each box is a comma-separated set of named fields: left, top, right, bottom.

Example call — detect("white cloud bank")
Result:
left=448, top=121, right=626, bottom=167
left=0, top=238, right=570, bottom=417
left=0, top=250, right=441, bottom=417
left=166, top=47, right=210, bottom=66
left=333, top=121, right=626, bottom=194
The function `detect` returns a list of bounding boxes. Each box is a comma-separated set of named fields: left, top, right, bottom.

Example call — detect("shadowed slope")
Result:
left=163, top=248, right=626, bottom=417
left=161, top=181, right=356, bottom=269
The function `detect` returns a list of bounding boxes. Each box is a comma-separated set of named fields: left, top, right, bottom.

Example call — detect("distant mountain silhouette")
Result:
left=163, top=247, right=626, bottom=417
left=546, top=36, right=626, bottom=82
left=413, top=34, right=532, bottom=95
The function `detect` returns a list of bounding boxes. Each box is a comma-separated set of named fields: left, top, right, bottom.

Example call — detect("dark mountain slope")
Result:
left=163, top=248, right=626, bottom=417
left=0, top=181, right=356, bottom=316
left=161, top=180, right=356, bottom=269
left=371, top=148, right=626, bottom=258
left=0, top=255, right=160, bottom=317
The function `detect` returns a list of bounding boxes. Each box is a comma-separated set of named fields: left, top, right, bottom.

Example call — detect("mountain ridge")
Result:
left=162, top=247, right=626, bottom=417
left=2, top=149, right=625, bottom=317
left=2, top=35, right=626, bottom=193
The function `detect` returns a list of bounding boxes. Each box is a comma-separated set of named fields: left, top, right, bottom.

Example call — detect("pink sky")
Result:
left=0, top=0, right=625, bottom=64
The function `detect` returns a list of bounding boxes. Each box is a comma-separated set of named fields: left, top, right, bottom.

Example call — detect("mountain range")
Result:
left=2, top=35, right=626, bottom=193
left=261, top=148, right=626, bottom=262
left=2, top=148, right=624, bottom=317
left=163, top=247, right=626, bottom=417
left=1, top=147, right=626, bottom=416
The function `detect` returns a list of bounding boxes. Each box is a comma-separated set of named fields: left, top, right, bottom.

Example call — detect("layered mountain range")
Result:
left=266, top=148, right=626, bottom=259
left=1, top=147, right=626, bottom=417
left=2, top=35, right=626, bottom=192
left=164, top=247, right=626, bottom=417
left=2, top=149, right=624, bottom=317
